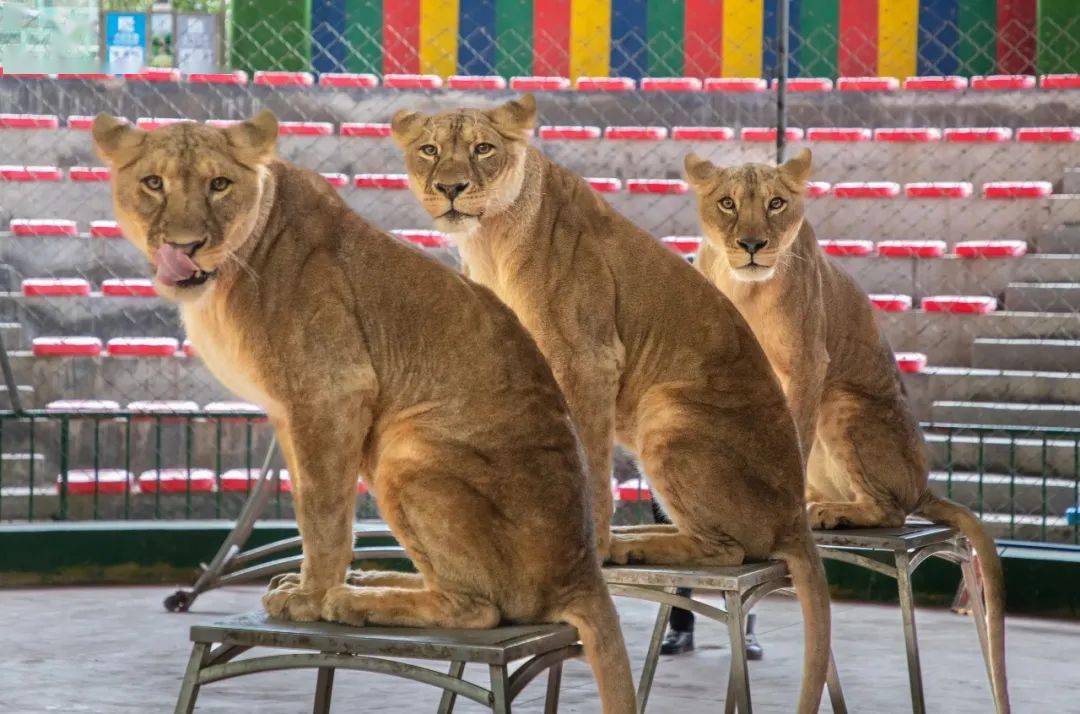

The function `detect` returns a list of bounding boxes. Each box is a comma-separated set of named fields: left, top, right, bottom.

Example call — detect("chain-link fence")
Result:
left=0, top=1, right=1078, bottom=542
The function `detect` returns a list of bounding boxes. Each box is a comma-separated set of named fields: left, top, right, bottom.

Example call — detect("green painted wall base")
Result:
left=1, top=523, right=1078, bottom=618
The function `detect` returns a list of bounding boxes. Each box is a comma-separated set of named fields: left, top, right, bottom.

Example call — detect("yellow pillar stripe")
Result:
left=877, top=0, right=918, bottom=79
left=420, top=0, right=459, bottom=77
left=570, top=0, right=611, bottom=80
left=722, top=0, right=763, bottom=78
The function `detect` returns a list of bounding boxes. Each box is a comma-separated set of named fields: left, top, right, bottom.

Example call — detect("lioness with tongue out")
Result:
left=90, top=111, right=636, bottom=713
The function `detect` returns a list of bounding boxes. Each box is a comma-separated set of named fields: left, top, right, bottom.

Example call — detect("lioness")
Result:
left=393, top=96, right=832, bottom=713
left=92, top=111, right=636, bottom=712
left=686, top=149, right=1009, bottom=713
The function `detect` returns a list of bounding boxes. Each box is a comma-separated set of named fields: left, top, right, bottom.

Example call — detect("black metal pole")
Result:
left=0, top=330, right=23, bottom=413
left=776, top=0, right=790, bottom=164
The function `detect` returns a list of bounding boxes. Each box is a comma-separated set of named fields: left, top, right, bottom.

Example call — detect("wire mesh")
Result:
left=0, top=1, right=1077, bottom=541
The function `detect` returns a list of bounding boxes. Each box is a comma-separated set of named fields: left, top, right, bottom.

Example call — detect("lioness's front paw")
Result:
left=321, top=584, right=368, bottom=626
left=807, top=503, right=841, bottom=530
left=268, top=572, right=300, bottom=590
left=262, top=581, right=325, bottom=622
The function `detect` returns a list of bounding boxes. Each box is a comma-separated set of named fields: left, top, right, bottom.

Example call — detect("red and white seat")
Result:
left=127, top=400, right=201, bottom=419
left=704, top=78, right=766, bottom=93
left=138, top=468, right=216, bottom=494
left=447, top=75, right=506, bottom=90
left=904, top=182, right=973, bottom=198
left=921, top=295, right=998, bottom=314
left=626, top=179, right=688, bottom=195
left=318, top=73, right=378, bottom=88
left=59, top=469, right=135, bottom=496
left=537, top=126, right=600, bottom=140
left=91, top=220, right=123, bottom=238
left=22, top=278, right=90, bottom=297
left=0, top=165, right=61, bottom=181
left=604, top=126, right=667, bottom=141
left=983, top=181, right=1052, bottom=198
left=837, top=76, right=899, bottom=92
left=832, top=182, right=901, bottom=199
left=392, top=229, right=451, bottom=249
left=101, top=279, right=156, bottom=297
left=106, top=337, right=179, bottom=358
left=895, top=352, right=927, bottom=373
left=671, top=126, right=734, bottom=141
left=818, top=240, right=874, bottom=257
left=10, top=219, right=77, bottom=236
left=877, top=240, right=947, bottom=258
left=971, top=75, right=1035, bottom=90
left=353, top=173, right=409, bottom=189
left=617, top=477, right=652, bottom=502
left=954, top=240, right=1027, bottom=258
left=69, top=166, right=110, bottom=181
left=253, top=71, right=314, bottom=87
left=661, top=236, right=702, bottom=257
left=340, top=122, right=391, bottom=137
left=585, top=178, right=622, bottom=193
left=383, top=74, right=442, bottom=89
left=869, top=294, right=913, bottom=312
left=577, top=77, right=634, bottom=92
left=509, top=76, right=570, bottom=91
left=32, top=337, right=102, bottom=357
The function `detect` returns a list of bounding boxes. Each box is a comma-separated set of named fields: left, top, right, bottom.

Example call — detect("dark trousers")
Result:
left=651, top=501, right=695, bottom=632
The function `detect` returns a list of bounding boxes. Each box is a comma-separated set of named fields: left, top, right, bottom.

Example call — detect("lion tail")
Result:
left=914, top=491, right=1010, bottom=713
left=557, top=588, right=637, bottom=714
left=775, top=529, right=832, bottom=714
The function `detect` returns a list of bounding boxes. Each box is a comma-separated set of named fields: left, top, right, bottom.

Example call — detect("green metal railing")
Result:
left=1, top=410, right=1077, bottom=545
left=0, top=408, right=379, bottom=523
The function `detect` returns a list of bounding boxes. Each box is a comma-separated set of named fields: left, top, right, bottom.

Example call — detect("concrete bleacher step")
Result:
left=972, top=338, right=1080, bottom=372
left=926, top=432, right=1080, bottom=479
left=970, top=511, right=1074, bottom=543
left=931, top=400, right=1080, bottom=428
left=1004, top=282, right=1080, bottom=313
left=0, top=451, right=47, bottom=489
left=928, top=470, right=1078, bottom=516
left=1039, top=225, right=1080, bottom=254
left=921, top=367, right=1080, bottom=405
left=0, top=385, right=35, bottom=409
left=0, top=322, right=23, bottom=348
left=0, top=293, right=181, bottom=341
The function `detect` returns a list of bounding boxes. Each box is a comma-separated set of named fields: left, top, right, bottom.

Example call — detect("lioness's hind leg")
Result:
left=322, top=585, right=500, bottom=629
left=609, top=531, right=744, bottom=566
left=808, top=389, right=916, bottom=530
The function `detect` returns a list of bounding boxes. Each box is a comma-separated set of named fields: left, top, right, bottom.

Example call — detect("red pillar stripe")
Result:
left=685, top=0, right=724, bottom=78
left=534, top=0, right=571, bottom=76
left=384, top=0, right=421, bottom=74
left=996, top=0, right=1037, bottom=75
left=838, top=0, right=878, bottom=76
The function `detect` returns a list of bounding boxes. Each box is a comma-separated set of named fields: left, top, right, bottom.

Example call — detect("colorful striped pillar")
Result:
left=877, top=0, right=918, bottom=78
left=997, top=0, right=1037, bottom=75
left=684, top=0, right=723, bottom=78
left=534, top=0, right=571, bottom=76
left=570, top=0, right=612, bottom=79
left=838, top=0, right=877, bottom=76
left=459, top=0, right=497, bottom=74
left=383, top=0, right=420, bottom=73
left=723, top=0, right=763, bottom=76
left=420, top=0, right=460, bottom=76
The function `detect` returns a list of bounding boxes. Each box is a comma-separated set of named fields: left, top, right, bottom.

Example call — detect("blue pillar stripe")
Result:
left=763, top=0, right=779, bottom=78
left=312, top=0, right=348, bottom=73
left=611, top=0, right=648, bottom=79
left=918, top=0, right=959, bottom=76
left=459, top=0, right=497, bottom=75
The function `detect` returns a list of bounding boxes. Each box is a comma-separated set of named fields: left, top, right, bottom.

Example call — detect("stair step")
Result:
left=0, top=321, right=21, bottom=348
left=931, top=400, right=1080, bottom=428
left=971, top=338, right=1080, bottom=372
left=1038, top=226, right=1080, bottom=254
left=1005, top=282, right=1080, bottom=313
left=928, top=470, right=1077, bottom=516
left=926, top=431, right=1080, bottom=478
left=0, top=385, right=34, bottom=409
left=922, top=367, right=1080, bottom=404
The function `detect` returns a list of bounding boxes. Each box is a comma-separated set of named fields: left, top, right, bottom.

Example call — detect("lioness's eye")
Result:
left=474, top=142, right=494, bottom=156
left=419, top=144, right=438, bottom=157
left=768, top=197, right=786, bottom=211
left=719, top=197, right=735, bottom=211
left=210, top=176, right=232, bottom=192
left=142, top=175, right=163, bottom=191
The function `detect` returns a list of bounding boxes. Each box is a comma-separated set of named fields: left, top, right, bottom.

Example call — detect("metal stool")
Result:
left=604, top=563, right=847, bottom=714
left=813, top=525, right=993, bottom=714
left=175, top=611, right=581, bottom=714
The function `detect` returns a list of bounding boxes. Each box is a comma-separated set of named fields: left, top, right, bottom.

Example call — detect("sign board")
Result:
left=176, top=14, right=219, bottom=74
left=149, top=12, right=174, bottom=68
left=104, top=11, right=147, bottom=75
left=0, top=1, right=99, bottom=73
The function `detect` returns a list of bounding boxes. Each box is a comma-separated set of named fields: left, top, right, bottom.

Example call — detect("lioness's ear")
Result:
left=92, top=114, right=145, bottom=165
left=391, top=109, right=427, bottom=149
left=684, top=153, right=717, bottom=191
left=487, top=94, right=537, bottom=136
left=224, top=109, right=278, bottom=163
left=780, top=148, right=812, bottom=186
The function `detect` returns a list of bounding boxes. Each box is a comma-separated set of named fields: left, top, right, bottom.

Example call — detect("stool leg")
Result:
left=490, top=664, right=511, bottom=714
left=638, top=597, right=673, bottom=713
left=174, top=642, right=210, bottom=714
left=826, top=649, right=848, bottom=714
left=960, top=556, right=995, bottom=698
left=896, top=551, right=926, bottom=714
left=313, top=666, right=335, bottom=714
left=724, top=591, right=752, bottom=714
left=438, top=661, right=466, bottom=714
left=544, top=662, right=563, bottom=714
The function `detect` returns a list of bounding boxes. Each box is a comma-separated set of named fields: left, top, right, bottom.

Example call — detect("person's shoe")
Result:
left=659, top=629, right=694, bottom=655
left=745, top=613, right=764, bottom=660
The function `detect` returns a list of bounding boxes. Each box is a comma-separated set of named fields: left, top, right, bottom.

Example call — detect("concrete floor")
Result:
left=1, top=584, right=1077, bottom=713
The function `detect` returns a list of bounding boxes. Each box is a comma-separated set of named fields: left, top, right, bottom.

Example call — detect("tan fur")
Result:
left=688, top=149, right=1009, bottom=713
left=93, top=112, right=635, bottom=713
left=394, top=96, right=833, bottom=714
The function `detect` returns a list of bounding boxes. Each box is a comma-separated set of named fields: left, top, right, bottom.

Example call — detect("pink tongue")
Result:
left=155, top=244, right=201, bottom=286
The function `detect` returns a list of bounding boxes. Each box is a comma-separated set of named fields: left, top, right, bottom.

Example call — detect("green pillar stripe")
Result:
left=231, top=0, right=311, bottom=73
left=647, top=0, right=684, bottom=77
left=496, top=0, right=533, bottom=77
left=345, top=0, right=383, bottom=74
left=955, top=0, right=996, bottom=76
left=797, top=0, right=838, bottom=78
left=1037, top=0, right=1080, bottom=74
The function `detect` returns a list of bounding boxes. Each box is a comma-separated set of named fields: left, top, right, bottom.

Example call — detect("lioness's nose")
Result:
left=737, top=237, right=768, bottom=255
left=166, top=238, right=206, bottom=256
left=435, top=181, right=470, bottom=200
